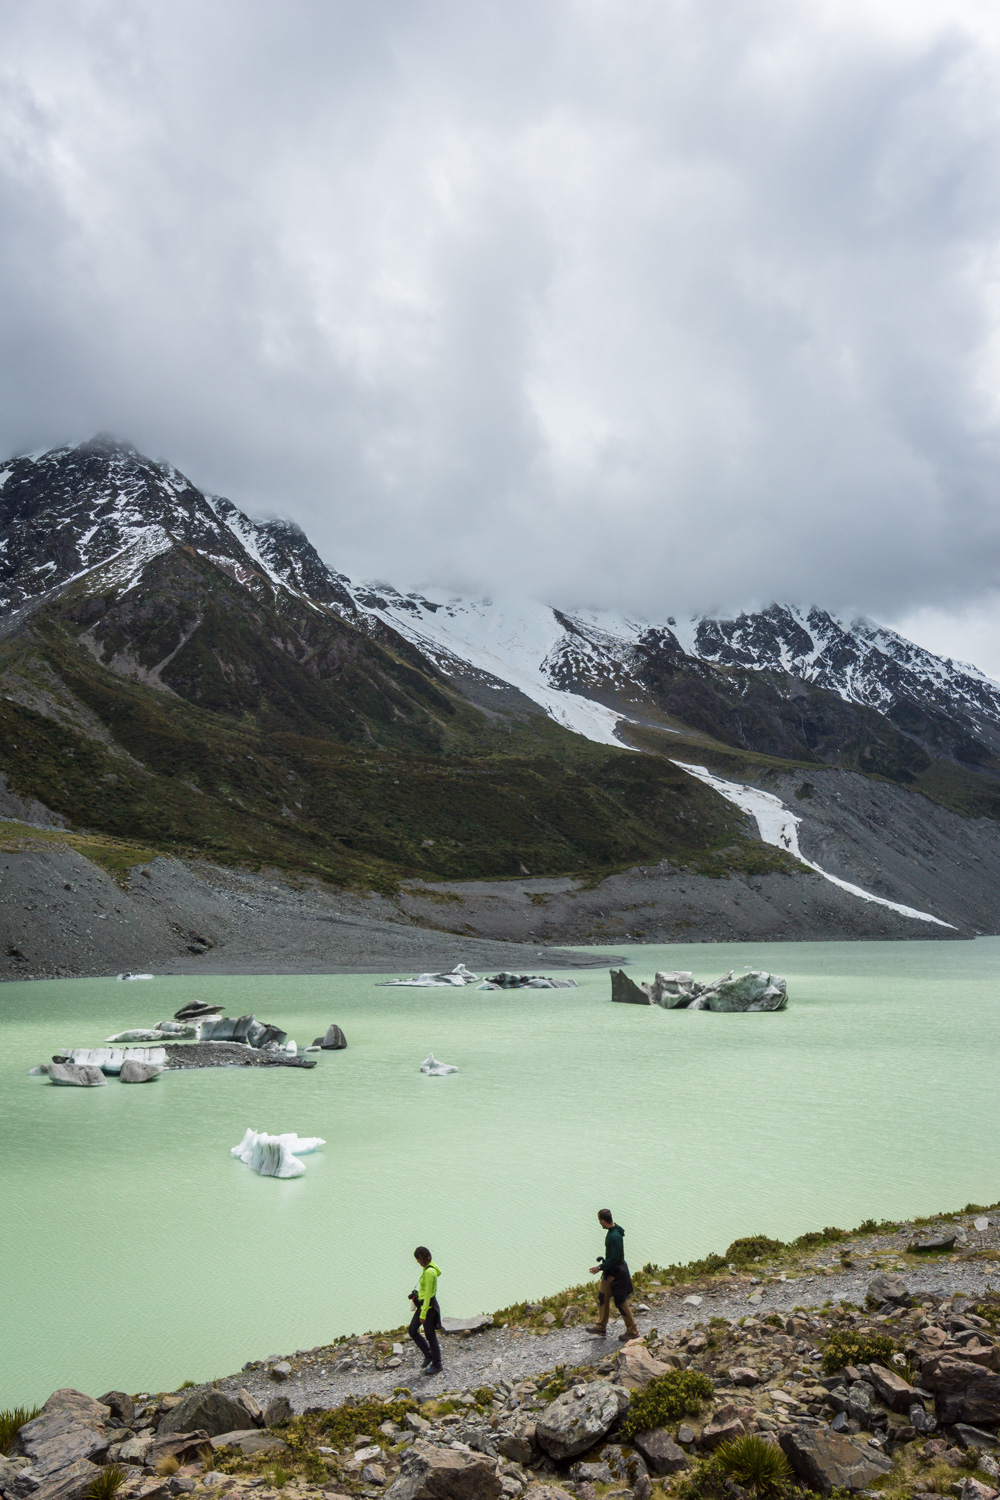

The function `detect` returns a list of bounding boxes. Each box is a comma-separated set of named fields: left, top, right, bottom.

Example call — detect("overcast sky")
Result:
left=3, top=1, right=1000, bottom=668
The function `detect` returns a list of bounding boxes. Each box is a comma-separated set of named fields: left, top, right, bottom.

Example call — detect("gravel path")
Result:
left=215, top=1235, right=1000, bottom=1408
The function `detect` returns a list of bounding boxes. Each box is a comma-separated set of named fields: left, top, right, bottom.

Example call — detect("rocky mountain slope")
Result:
left=2, top=436, right=1000, bottom=965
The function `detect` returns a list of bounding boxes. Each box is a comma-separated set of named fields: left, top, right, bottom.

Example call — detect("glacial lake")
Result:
left=2, top=936, right=999, bottom=1406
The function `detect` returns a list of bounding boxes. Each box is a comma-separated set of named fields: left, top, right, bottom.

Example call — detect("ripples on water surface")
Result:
left=2, top=937, right=999, bottom=1404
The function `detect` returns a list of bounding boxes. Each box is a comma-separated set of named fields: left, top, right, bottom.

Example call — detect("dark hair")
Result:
left=414, top=1245, right=431, bottom=1262
left=597, top=1209, right=613, bottom=1224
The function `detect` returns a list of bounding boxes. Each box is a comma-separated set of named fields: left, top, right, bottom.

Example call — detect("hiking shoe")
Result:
left=619, top=1330, right=640, bottom=1341
left=423, top=1364, right=442, bottom=1376
left=585, top=1325, right=608, bottom=1336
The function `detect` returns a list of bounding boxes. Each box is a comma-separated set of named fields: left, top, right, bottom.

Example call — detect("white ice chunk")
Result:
left=117, top=972, right=154, bottom=981
left=420, top=1053, right=459, bottom=1075
left=230, top=1129, right=326, bottom=1177
left=284, top=1039, right=298, bottom=1056
left=68, top=1045, right=165, bottom=1073
left=105, top=1029, right=167, bottom=1043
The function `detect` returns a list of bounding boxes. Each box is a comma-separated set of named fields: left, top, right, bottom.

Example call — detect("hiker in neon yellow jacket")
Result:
left=408, top=1246, right=443, bottom=1375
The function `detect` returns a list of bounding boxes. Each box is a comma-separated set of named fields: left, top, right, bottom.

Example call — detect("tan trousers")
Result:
left=594, top=1274, right=639, bottom=1337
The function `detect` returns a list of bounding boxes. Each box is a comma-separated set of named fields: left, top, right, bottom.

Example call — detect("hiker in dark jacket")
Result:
left=408, top=1246, right=443, bottom=1375
left=586, top=1208, right=639, bottom=1340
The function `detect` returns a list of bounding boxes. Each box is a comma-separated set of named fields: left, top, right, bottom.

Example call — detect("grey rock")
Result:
left=269, top=1362, right=292, bottom=1383
left=441, top=1317, right=493, bottom=1334
left=18, top=1413, right=108, bottom=1480
left=867, top=1275, right=910, bottom=1307
left=386, top=1444, right=501, bottom=1499
left=361, top=1463, right=386, bottom=1486
left=0, top=1457, right=39, bottom=1499
left=210, top=1432, right=287, bottom=1456
left=535, top=1381, right=630, bottom=1460
left=23, top=1461, right=101, bottom=1500
left=952, top=1424, right=999, bottom=1452
left=119, top=1060, right=161, bottom=1083
left=568, top=1463, right=614, bottom=1485
left=168, top=1478, right=196, bottom=1496
left=116, top=1436, right=152, bottom=1467
left=631, top=1430, right=689, bottom=1475
left=847, top=1382, right=874, bottom=1427
left=677, top=1424, right=696, bottom=1446
left=96, top=1393, right=134, bottom=1428
left=158, top=1392, right=254, bottom=1440
left=263, top=1399, right=293, bottom=1428
left=234, top=1390, right=263, bottom=1428
left=319, top=1025, right=347, bottom=1049
left=610, top=970, right=652, bottom=1005
left=921, top=1354, right=1000, bottom=1425
left=497, top=1419, right=536, bottom=1465
left=909, top=1404, right=936, bottom=1433
left=174, top=1002, right=224, bottom=1020
left=868, top=1364, right=920, bottom=1415
left=601, top=1443, right=648, bottom=1484
left=47, top=1064, right=106, bottom=1087
left=649, top=971, right=702, bottom=1008
left=143, top=1432, right=212, bottom=1472
left=779, top=1427, right=893, bottom=1493
left=830, top=1413, right=849, bottom=1433
left=909, top=1234, right=957, bottom=1253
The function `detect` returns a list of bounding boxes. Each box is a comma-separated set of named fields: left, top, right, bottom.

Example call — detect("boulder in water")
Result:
left=119, top=1060, right=161, bottom=1083
left=174, top=1001, right=224, bottom=1020
left=48, top=1063, right=106, bottom=1087
left=650, top=971, right=703, bottom=1008
left=420, top=1053, right=458, bottom=1075
left=316, top=1024, right=347, bottom=1049
left=610, top=970, right=652, bottom=1005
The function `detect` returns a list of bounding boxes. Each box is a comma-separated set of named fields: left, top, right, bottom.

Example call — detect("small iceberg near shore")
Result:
left=380, top=963, right=479, bottom=987
left=420, top=1053, right=458, bottom=1075
left=231, top=1128, right=326, bottom=1179
left=117, top=972, right=154, bottom=981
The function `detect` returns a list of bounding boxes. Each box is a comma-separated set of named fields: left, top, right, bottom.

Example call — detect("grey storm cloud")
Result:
left=2, top=0, right=1000, bottom=624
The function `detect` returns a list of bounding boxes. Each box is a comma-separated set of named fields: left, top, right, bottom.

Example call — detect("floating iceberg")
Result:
left=230, top=1128, right=326, bottom=1179
left=105, top=1028, right=170, bottom=1043
left=420, top=1053, right=459, bottom=1075
left=379, top=964, right=479, bottom=988
left=64, top=1046, right=167, bottom=1074
left=117, top=972, right=154, bottom=981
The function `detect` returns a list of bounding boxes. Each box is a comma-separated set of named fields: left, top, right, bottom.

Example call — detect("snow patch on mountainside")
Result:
left=351, top=589, right=630, bottom=747
left=674, top=762, right=955, bottom=927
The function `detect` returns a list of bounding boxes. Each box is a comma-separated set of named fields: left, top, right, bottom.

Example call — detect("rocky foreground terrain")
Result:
left=7, top=1208, right=1000, bottom=1500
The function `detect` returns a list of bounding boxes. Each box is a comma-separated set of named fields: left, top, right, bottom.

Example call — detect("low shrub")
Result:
left=0, top=1407, right=40, bottom=1456
left=270, top=1463, right=291, bottom=1490
left=316, top=1395, right=417, bottom=1448
left=714, top=1434, right=794, bottom=1495
left=821, top=1329, right=896, bottom=1376
left=85, top=1466, right=128, bottom=1500
left=620, top=1370, right=715, bottom=1438
left=794, top=1227, right=846, bottom=1249
left=727, top=1236, right=784, bottom=1264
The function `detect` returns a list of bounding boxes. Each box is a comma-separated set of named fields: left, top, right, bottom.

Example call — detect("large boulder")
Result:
left=387, top=1445, right=501, bottom=1499
left=47, top=1065, right=105, bottom=1087
left=615, top=1344, right=672, bottom=1389
left=19, top=1408, right=109, bottom=1481
left=921, top=1355, right=1000, bottom=1425
left=610, top=971, right=652, bottom=1005
left=496, top=1418, right=537, bottom=1465
left=143, top=1432, right=212, bottom=1472
left=26, top=1459, right=103, bottom=1500
left=869, top=1363, right=921, bottom=1414
left=535, top=1381, right=630, bottom=1460
left=158, top=1391, right=256, bottom=1439
left=263, top=1398, right=293, bottom=1427
left=779, top=1427, right=893, bottom=1493
left=700, top=970, right=788, bottom=1012
left=867, top=1274, right=910, bottom=1306
left=211, top=1431, right=287, bottom=1456
left=318, top=1025, right=347, bottom=1050
left=119, top=1060, right=161, bottom=1083
left=96, top=1393, right=134, bottom=1428
left=632, top=1429, right=689, bottom=1474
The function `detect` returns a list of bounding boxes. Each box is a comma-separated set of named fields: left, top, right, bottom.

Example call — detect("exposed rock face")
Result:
left=534, top=1381, right=630, bottom=1460
left=868, top=1363, right=921, bottom=1414
left=318, top=1025, right=347, bottom=1049
left=610, top=970, right=652, bottom=1004
left=386, top=1444, right=501, bottom=1499
left=158, top=1391, right=255, bottom=1439
left=921, top=1354, right=1000, bottom=1425
left=96, top=1392, right=134, bottom=1427
left=779, top=1426, right=893, bottom=1493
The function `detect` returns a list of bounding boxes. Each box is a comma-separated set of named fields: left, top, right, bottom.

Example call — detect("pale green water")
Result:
left=2, top=937, right=999, bottom=1406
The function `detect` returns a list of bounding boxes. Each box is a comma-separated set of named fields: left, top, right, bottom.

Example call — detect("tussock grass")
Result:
left=155, top=1455, right=180, bottom=1477
left=85, top=1466, right=128, bottom=1500
left=0, top=1407, right=41, bottom=1456
left=714, top=1435, right=794, bottom=1496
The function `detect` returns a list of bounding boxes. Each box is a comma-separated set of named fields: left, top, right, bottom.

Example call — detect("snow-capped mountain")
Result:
left=0, top=435, right=356, bottom=618
left=3, top=437, right=999, bottom=764
left=346, top=585, right=1000, bottom=756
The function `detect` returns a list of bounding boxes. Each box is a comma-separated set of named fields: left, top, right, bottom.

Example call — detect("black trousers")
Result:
left=409, top=1301, right=442, bottom=1367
